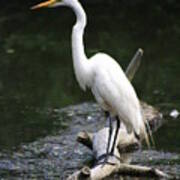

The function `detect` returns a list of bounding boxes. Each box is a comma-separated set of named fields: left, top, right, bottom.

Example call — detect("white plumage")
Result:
left=89, top=53, right=143, bottom=134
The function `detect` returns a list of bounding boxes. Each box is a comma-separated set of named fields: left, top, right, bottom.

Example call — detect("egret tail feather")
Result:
left=145, top=121, right=155, bottom=148
left=144, top=128, right=151, bottom=149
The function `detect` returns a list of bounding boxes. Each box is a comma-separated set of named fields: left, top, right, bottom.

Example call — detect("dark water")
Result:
left=0, top=3, right=180, bottom=154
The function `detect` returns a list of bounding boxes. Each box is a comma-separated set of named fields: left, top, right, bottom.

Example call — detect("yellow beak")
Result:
left=31, top=0, right=56, bottom=10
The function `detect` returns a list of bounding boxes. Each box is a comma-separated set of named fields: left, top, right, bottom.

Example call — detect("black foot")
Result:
left=95, top=154, right=115, bottom=166
left=96, top=153, right=120, bottom=167
left=100, top=159, right=115, bottom=167
left=103, top=154, right=116, bottom=165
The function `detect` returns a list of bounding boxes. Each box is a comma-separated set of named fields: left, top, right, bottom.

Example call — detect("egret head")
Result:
left=31, top=0, right=76, bottom=10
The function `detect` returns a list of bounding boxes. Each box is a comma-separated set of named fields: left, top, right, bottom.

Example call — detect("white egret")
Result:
left=31, top=0, right=150, bottom=163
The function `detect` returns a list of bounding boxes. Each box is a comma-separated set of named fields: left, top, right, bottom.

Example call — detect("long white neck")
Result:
left=70, top=1, right=91, bottom=91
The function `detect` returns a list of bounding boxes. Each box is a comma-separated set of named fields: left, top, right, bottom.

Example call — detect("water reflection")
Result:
left=0, top=4, right=179, bottom=152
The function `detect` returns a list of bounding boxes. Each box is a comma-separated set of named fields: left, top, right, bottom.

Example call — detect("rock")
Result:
left=170, top=109, right=179, bottom=119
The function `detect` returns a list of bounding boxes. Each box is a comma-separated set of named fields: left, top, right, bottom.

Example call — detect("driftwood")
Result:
left=67, top=49, right=172, bottom=180
left=67, top=163, right=171, bottom=180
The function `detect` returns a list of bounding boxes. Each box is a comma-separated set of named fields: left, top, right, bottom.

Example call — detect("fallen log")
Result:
left=67, top=163, right=172, bottom=180
left=67, top=49, right=173, bottom=179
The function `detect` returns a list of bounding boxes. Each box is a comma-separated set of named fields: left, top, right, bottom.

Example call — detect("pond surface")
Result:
left=0, top=2, right=180, bottom=178
left=0, top=103, right=179, bottom=179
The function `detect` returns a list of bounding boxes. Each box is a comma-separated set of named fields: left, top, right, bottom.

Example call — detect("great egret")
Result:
left=31, top=0, right=150, bottom=163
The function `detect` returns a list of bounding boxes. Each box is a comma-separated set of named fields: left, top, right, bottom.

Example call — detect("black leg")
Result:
left=104, top=112, right=112, bottom=155
left=106, top=112, right=112, bottom=155
left=102, top=111, right=113, bottom=164
left=110, top=116, right=120, bottom=155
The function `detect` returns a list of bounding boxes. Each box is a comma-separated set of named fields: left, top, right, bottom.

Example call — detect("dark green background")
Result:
left=0, top=1, right=180, bottom=151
